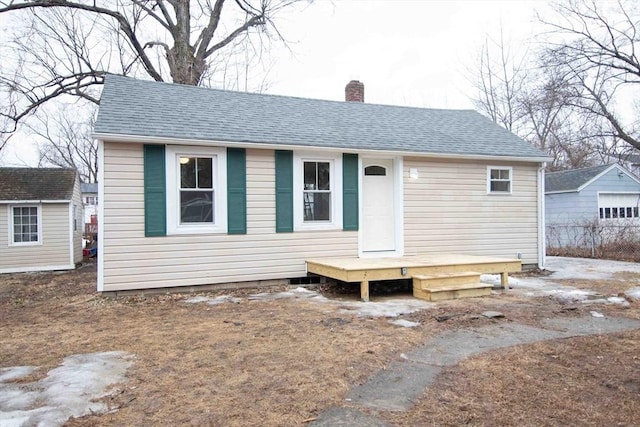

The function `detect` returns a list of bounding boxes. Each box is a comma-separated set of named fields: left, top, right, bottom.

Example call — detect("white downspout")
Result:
left=537, top=163, right=546, bottom=269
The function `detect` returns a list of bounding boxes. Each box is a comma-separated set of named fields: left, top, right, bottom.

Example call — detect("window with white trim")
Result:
left=488, top=167, right=512, bottom=194
left=9, top=205, right=42, bottom=245
left=304, top=161, right=331, bottom=222
left=294, top=153, right=342, bottom=230
left=166, top=146, right=227, bottom=234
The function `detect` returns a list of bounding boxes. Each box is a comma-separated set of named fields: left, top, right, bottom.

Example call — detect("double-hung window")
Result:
left=166, top=146, right=227, bottom=234
left=180, top=156, right=214, bottom=224
left=9, top=205, right=41, bottom=245
left=293, top=153, right=342, bottom=230
left=303, top=161, right=331, bottom=222
left=488, top=167, right=512, bottom=194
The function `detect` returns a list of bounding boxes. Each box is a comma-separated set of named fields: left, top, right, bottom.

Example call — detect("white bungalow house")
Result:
left=93, top=76, right=550, bottom=294
left=0, top=168, right=83, bottom=273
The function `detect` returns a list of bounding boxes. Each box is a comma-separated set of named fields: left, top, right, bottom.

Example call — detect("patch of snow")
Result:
left=590, top=311, right=605, bottom=318
left=605, top=296, right=629, bottom=306
left=338, top=298, right=433, bottom=318
left=546, top=289, right=596, bottom=303
left=183, top=295, right=241, bottom=305
left=0, top=351, right=134, bottom=427
left=480, top=274, right=519, bottom=287
left=207, top=295, right=241, bottom=306
left=625, top=287, right=640, bottom=300
left=183, top=296, right=212, bottom=304
left=544, top=257, right=640, bottom=281
left=0, top=367, right=36, bottom=383
left=249, top=287, right=329, bottom=302
left=389, top=319, right=420, bottom=328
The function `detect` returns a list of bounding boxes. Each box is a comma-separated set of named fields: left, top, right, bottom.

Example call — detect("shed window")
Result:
left=10, top=205, right=41, bottom=245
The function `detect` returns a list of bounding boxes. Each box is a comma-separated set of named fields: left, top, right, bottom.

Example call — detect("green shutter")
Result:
left=227, top=148, right=247, bottom=234
left=143, top=144, right=166, bottom=237
left=275, top=150, right=293, bottom=232
left=343, top=153, right=359, bottom=231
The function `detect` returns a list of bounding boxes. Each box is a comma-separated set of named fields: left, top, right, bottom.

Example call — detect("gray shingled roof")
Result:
left=94, top=75, right=547, bottom=160
left=81, top=182, right=98, bottom=194
left=545, top=164, right=612, bottom=193
left=0, top=168, right=77, bottom=201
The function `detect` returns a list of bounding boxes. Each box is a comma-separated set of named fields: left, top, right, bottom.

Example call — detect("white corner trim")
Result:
left=537, top=164, right=546, bottom=269
left=68, top=203, right=74, bottom=266
left=97, top=139, right=105, bottom=292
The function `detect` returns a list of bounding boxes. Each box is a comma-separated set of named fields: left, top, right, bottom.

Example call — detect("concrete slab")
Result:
left=309, top=407, right=392, bottom=427
left=347, top=361, right=441, bottom=411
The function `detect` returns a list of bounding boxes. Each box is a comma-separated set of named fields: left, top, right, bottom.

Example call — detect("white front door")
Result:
left=362, top=158, right=396, bottom=253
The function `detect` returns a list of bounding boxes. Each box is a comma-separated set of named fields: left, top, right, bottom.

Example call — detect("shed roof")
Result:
left=81, top=182, right=98, bottom=194
left=0, top=168, right=77, bottom=201
left=545, top=164, right=614, bottom=193
left=94, top=75, right=548, bottom=161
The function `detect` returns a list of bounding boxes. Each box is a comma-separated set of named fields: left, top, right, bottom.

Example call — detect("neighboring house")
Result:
left=545, top=164, right=640, bottom=247
left=0, top=168, right=83, bottom=274
left=604, top=153, right=640, bottom=178
left=93, top=76, right=549, bottom=293
left=81, top=182, right=98, bottom=225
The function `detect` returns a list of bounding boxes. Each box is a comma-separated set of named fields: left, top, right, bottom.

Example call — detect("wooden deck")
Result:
left=306, top=253, right=521, bottom=301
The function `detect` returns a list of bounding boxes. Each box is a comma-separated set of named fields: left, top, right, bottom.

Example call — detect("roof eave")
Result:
left=0, top=199, right=72, bottom=204
left=94, top=132, right=552, bottom=164
left=545, top=190, right=579, bottom=195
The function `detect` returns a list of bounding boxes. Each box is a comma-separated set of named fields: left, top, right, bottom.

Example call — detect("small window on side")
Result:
left=488, top=167, right=512, bottom=194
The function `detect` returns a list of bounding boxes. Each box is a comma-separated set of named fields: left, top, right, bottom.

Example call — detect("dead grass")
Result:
left=384, top=330, right=640, bottom=426
left=1, top=263, right=640, bottom=426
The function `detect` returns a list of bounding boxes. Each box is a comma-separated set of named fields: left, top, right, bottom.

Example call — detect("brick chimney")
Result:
left=345, top=80, right=364, bottom=102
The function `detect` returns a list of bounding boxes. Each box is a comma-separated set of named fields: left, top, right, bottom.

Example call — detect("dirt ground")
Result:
left=1, top=261, right=639, bottom=426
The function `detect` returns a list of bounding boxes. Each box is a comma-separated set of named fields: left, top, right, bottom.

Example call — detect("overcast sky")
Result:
left=0, top=0, right=547, bottom=167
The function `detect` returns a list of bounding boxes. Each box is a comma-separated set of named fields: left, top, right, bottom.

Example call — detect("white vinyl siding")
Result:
left=101, top=142, right=358, bottom=291
left=71, top=176, right=84, bottom=264
left=0, top=203, right=73, bottom=272
left=404, top=158, right=539, bottom=265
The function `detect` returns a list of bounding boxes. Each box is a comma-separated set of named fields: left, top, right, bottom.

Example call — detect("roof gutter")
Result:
left=93, top=132, right=553, bottom=164
left=0, top=199, right=71, bottom=204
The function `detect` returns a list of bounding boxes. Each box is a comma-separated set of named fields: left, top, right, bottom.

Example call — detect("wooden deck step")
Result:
left=412, top=272, right=492, bottom=301
left=413, top=282, right=493, bottom=301
left=413, top=271, right=482, bottom=289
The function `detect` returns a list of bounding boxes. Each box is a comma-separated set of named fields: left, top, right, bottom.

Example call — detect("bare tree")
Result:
left=539, top=0, right=640, bottom=150
left=32, top=105, right=98, bottom=183
left=0, top=0, right=308, bottom=147
left=470, top=29, right=528, bottom=133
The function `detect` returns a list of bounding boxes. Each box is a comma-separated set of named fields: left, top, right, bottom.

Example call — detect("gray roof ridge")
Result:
left=104, top=74, right=477, bottom=114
